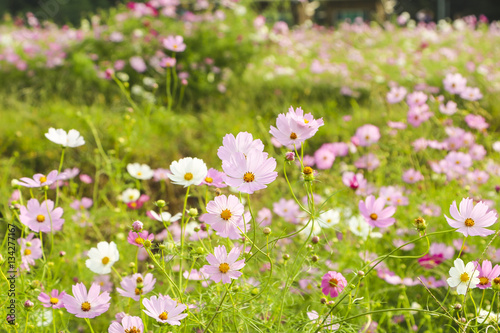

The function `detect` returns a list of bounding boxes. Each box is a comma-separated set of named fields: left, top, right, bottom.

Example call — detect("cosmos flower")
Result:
left=342, top=172, right=366, bottom=190
left=142, top=295, right=188, bottom=325
left=217, top=132, right=264, bottom=163
left=120, top=188, right=141, bottom=204
left=316, top=209, right=341, bottom=229
left=200, top=168, right=227, bottom=187
left=359, top=195, right=396, bottom=228
left=464, top=114, right=489, bottom=131
left=108, top=315, right=144, bottom=333
left=474, top=260, right=500, bottom=289
left=256, top=207, right=272, bottom=227
left=62, top=283, right=111, bottom=318
left=127, top=163, right=154, bottom=180
left=273, top=198, right=301, bottom=224
left=443, top=73, right=467, bottom=94
left=45, top=128, right=85, bottom=147
left=127, top=230, right=154, bottom=248
left=168, top=157, right=208, bottom=187
left=149, top=211, right=182, bottom=223
left=314, top=146, right=335, bottom=170
left=460, top=87, right=483, bottom=101
left=18, top=170, right=63, bottom=188
left=162, top=35, right=186, bottom=52
left=18, top=233, right=43, bottom=271
left=85, top=241, right=120, bottom=275
left=204, top=195, right=249, bottom=239
left=444, top=198, right=497, bottom=237
left=386, top=86, right=407, bottom=104
left=38, top=290, right=67, bottom=309
left=402, top=169, right=424, bottom=184
left=222, top=149, right=277, bottom=194
left=446, top=258, right=480, bottom=295
left=117, top=273, right=156, bottom=301
left=19, top=199, right=64, bottom=233
left=354, top=124, right=381, bottom=147
left=201, top=245, right=246, bottom=284
left=321, top=271, right=347, bottom=297
left=269, top=112, right=320, bottom=147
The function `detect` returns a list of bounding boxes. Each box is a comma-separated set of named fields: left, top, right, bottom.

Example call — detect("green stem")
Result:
left=55, top=147, right=65, bottom=207
left=84, top=318, right=95, bottom=333
left=204, top=281, right=235, bottom=332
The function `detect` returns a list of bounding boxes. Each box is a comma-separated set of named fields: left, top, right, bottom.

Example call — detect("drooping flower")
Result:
left=217, top=132, right=264, bottom=163
left=204, top=195, right=248, bottom=239
left=18, top=170, right=63, bottom=188
left=45, top=128, right=85, bottom=147
left=446, top=258, right=480, bottom=295
left=168, top=157, right=208, bottom=187
left=142, top=295, right=188, bottom=325
left=222, top=149, right=277, bottom=194
left=62, top=283, right=111, bottom=318
left=163, top=35, right=186, bottom=52
left=85, top=241, right=120, bottom=275
left=19, top=199, right=64, bottom=233
left=108, top=315, right=144, bottom=333
left=201, top=245, right=246, bottom=284
left=321, top=271, right=347, bottom=298
left=474, top=260, right=500, bottom=289
left=127, top=163, right=154, bottom=180
left=117, top=273, right=156, bottom=301
left=444, top=198, right=497, bottom=237
left=38, top=290, right=66, bottom=309
left=359, top=195, right=396, bottom=228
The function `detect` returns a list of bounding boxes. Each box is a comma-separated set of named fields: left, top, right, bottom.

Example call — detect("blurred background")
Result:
left=1, top=0, right=500, bottom=26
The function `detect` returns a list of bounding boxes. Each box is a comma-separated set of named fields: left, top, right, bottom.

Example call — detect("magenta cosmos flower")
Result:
left=444, top=197, right=497, bottom=237
left=205, top=194, right=247, bottom=239
left=474, top=260, right=500, bottom=289
left=222, top=149, right=277, bottom=194
left=18, top=170, right=62, bottom=188
left=109, top=315, right=144, bottom=333
left=201, top=245, right=246, bottom=284
left=217, top=132, right=264, bottom=163
left=354, top=124, right=380, bottom=147
left=321, top=271, right=347, bottom=298
left=163, top=35, right=186, bottom=52
left=142, top=295, right=188, bottom=325
left=117, top=273, right=156, bottom=301
left=127, top=230, right=154, bottom=247
left=62, top=283, right=110, bottom=318
left=359, top=195, right=396, bottom=228
left=19, top=199, right=64, bottom=233
left=38, top=289, right=67, bottom=309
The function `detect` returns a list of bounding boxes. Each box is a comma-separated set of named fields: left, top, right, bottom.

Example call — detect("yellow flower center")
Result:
left=219, top=263, right=230, bottom=273
left=130, top=202, right=137, bottom=208
left=50, top=297, right=59, bottom=305
left=135, top=237, right=144, bottom=244
left=494, top=278, right=500, bottom=285
left=329, top=278, right=338, bottom=287
left=158, top=311, right=168, bottom=320
left=39, top=176, right=47, bottom=183
left=137, top=172, right=142, bottom=176
left=304, top=119, right=309, bottom=124
left=129, top=195, right=135, bottom=200
left=36, top=215, right=45, bottom=223
left=24, top=249, right=32, bottom=256
left=220, top=209, right=232, bottom=220
left=290, top=132, right=298, bottom=140
left=135, top=288, right=143, bottom=295
left=136, top=277, right=143, bottom=283
left=184, top=172, right=193, bottom=181
left=460, top=272, right=469, bottom=282
left=205, top=177, right=213, bottom=183
left=479, top=277, right=489, bottom=285
left=303, top=167, right=313, bottom=175
left=365, top=135, right=370, bottom=140
left=101, top=257, right=110, bottom=265
left=81, top=301, right=91, bottom=311
left=464, top=218, right=475, bottom=227
left=243, top=172, right=255, bottom=183
left=125, top=327, right=141, bottom=333
left=369, top=213, right=378, bottom=220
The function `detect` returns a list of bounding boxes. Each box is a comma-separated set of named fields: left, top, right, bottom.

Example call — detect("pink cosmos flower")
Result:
left=130, top=56, right=147, bottom=73
left=93, top=275, right=113, bottom=293
left=117, top=273, right=156, bottom=301
left=402, top=169, right=424, bottom=184
left=386, top=86, right=407, bottom=103
left=18, top=170, right=62, bottom=188
left=38, top=290, right=66, bottom=309
left=142, top=295, right=187, bottom=325
left=63, top=167, right=80, bottom=179
left=127, top=230, right=154, bottom=247
left=269, top=107, right=323, bottom=147
left=465, top=114, right=489, bottom=131
left=127, top=194, right=150, bottom=210
left=419, top=203, right=441, bottom=217
left=359, top=195, right=396, bottom=228
left=19, top=199, right=64, bottom=233
left=314, top=146, right=335, bottom=169
left=183, top=269, right=211, bottom=287
left=222, top=149, right=277, bottom=194
left=256, top=207, right=272, bottom=227
left=387, top=121, right=407, bottom=130
left=70, top=198, right=93, bottom=210
left=62, top=283, right=110, bottom=318
left=160, top=57, right=176, bottom=68
left=217, top=132, right=264, bottom=162
left=204, top=194, right=249, bottom=239
left=444, top=198, right=497, bottom=237
left=406, top=91, right=427, bottom=106
left=407, top=104, right=432, bottom=127
left=355, top=124, right=380, bottom=147
left=474, top=260, right=500, bottom=289
left=200, top=168, right=227, bottom=187
left=439, top=101, right=457, bottom=115
left=419, top=276, right=448, bottom=289
left=321, top=271, right=347, bottom=297
left=162, top=35, right=186, bottom=52
left=342, top=172, right=366, bottom=190
left=460, top=87, right=483, bottom=101
left=443, top=73, right=467, bottom=94
left=80, top=174, right=93, bottom=183
left=18, top=233, right=42, bottom=271
left=469, top=144, right=486, bottom=160
left=444, top=151, right=472, bottom=172
left=200, top=245, right=246, bottom=284
left=323, top=142, right=349, bottom=157
left=153, top=168, right=171, bottom=182
left=412, top=138, right=428, bottom=151
left=354, top=153, right=380, bottom=171
left=109, top=315, right=144, bottom=333
left=418, top=243, right=454, bottom=269
left=287, top=106, right=324, bottom=131
left=273, top=198, right=301, bottom=224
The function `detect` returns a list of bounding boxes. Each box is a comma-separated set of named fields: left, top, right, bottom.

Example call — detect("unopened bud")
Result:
left=492, top=277, right=500, bottom=291
left=285, top=152, right=295, bottom=161
left=24, top=300, right=34, bottom=308
left=143, top=239, right=152, bottom=248
left=132, top=220, right=143, bottom=231
left=129, top=262, right=136, bottom=268
left=156, top=200, right=166, bottom=208
left=200, top=223, right=207, bottom=231
left=283, top=254, right=290, bottom=261
left=357, top=270, right=365, bottom=277
left=188, top=208, right=198, bottom=217
left=328, top=301, right=335, bottom=306
left=414, top=217, right=427, bottom=232
left=59, top=251, right=66, bottom=257
left=263, top=227, right=271, bottom=235
left=311, top=255, right=319, bottom=262
left=196, top=247, right=204, bottom=255
left=194, top=226, right=200, bottom=232
left=136, top=282, right=144, bottom=289
left=11, top=179, right=20, bottom=188
left=311, top=236, right=320, bottom=244
left=251, top=288, right=259, bottom=295
left=320, top=297, right=327, bottom=304
left=453, top=303, right=462, bottom=311
left=148, top=264, right=155, bottom=270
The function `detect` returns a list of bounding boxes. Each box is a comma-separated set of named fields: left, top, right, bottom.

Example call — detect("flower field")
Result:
left=1, top=2, right=500, bottom=332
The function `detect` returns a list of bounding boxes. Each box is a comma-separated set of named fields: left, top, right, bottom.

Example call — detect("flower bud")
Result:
left=232, top=285, right=240, bottom=292
left=24, top=300, right=34, bottom=308
left=200, top=223, right=207, bottom=231
left=414, top=217, right=427, bottom=232
left=31, top=280, right=41, bottom=289
left=357, top=270, right=365, bottom=277
left=194, top=226, right=200, bottom=232
left=159, top=244, right=166, bottom=250
left=328, top=301, right=335, bottom=306
left=143, top=239, right=152, bottom=248
left=495, top=185, right=500, bottom=193
left=59, top=251, right=66, bottom=257
left=283, top=254, right=290, bottom=261
left=303, top=167, right=315, bottom=181
left=148, top=264, right=155, bottom=270
left=453, top=303, right=462, bottom=311
left=136, top=282, right=144, bottom=289
left=188, top=208, right=198, bottom=217
left=26, top=241, right=32, bottom=247
left=156, top=200, right=166, bottom=208
left=492, top=277, right=500, bottom=291
left=196, top=247, right=204, bottom=255
left=132, top=221, right=143, bottom=231
left=11, top=179, right=20, bottom=188
left=311, top=255, right=319, bottom=262
left=263, top=227, right=271, bottom=235
left=311, top=236, right=320, bottom=244
left=285, top=152, right=295, bottom=161
left=251, top=288, right=259, bottom=295
left=320, top=297, right=327, bottom=304
left=129, top=262, right=136, bottom=268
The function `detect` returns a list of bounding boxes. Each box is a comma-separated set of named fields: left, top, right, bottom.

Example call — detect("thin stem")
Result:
left=84, top=318, right=95, bottom=333
left=55, top=147, right=65, bottom=207
left=204, top=281, right=235, bottom=332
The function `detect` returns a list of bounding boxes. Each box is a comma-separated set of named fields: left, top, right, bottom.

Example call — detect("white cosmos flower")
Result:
left=33, top=309, right=53, bottom=327
left=447, top=258, right=480, bottom=295
left=45, top=128, right=85, bottom=147
left=121, top=188, right=140, bottom=203
left=168, top=157, right=208, bottom=187
left=348, top=215, right=382, bottom=239
left=477, top=309, right=500, bottom=324
left=149, top=211, right=182, bottom=223
left=316, top=209, right=341, bottom=228
left=127, top=163, right=154, bottom=180
left=85, top=241, right=120, bottom=274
